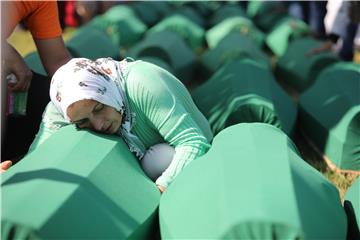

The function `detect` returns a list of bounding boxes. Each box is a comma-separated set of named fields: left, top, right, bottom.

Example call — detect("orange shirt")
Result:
left=4, top=1, right=62, bottom=39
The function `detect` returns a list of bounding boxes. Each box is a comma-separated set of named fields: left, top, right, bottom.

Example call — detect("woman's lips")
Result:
left=105, top=123, right=113, bottom=134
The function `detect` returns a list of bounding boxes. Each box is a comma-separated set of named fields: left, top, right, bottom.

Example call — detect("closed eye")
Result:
left=73, top=118, right=89, bottom=128
left=93, top=103, right=104, bottom=113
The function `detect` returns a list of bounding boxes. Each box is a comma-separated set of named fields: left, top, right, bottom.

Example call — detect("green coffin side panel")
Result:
left=206, top=16, right=265, bottom=49
left=160, top=123, right=347, bottom=239
left=66, top=26, right=120, bottom=60
left=276, top=37, right=339, bottom=92
left=247, top=1, right=288, bottom=32
left=24, top=52, right=48, bottom=76
left=147, top=14, right=205, bottom=51
left=1, top=126, right=160, bottom=239
left=299, top=62, right=360, bottom=170
left=130, top=1, right=172, bottom=27
left=345, top=178, right=360, bottom=231
left=89, top=5, right=147, bottom=48
left=209, top=3, right=246, bottom=27
left=201, top=33, right=270, bottom=77
left=192, top=58, right=296, bottom=136
left=266, top=17, right=310, bottom=57
left=127, top=30, right=196, bottom=83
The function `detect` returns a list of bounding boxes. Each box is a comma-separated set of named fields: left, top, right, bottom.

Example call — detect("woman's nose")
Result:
left=91, top=116, right=104, bottom=132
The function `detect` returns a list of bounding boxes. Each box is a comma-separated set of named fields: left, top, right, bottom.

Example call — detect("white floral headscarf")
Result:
left=50, top=57, right=145, bottom=159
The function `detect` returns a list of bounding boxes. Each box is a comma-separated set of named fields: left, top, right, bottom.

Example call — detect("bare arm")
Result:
left=2, top=41, right=33, bottom=91
left=34, top=36, right=72, bottom=76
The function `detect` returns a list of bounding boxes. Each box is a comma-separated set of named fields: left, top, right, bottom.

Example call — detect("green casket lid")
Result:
left=66, top=25, right=120, bottom=60
left=89, top=5, right=147, bottom=48
left=276, top=37, right=339, bottom=91
left=192, top=58, right=296, bottom=136
left=127, top=30, right=196, bottom=83
left=299, top=62, right=360, bottom=170
left=247, top=1, right=288, bottom=32
left=209, top=2, right=246, bottom=27
left=147, top=14, right=205, bottom=51
left=266, top=16, right=310, bottom=57
left=130, top=1, right=173, bottom=27
left=206, top=16, right=265, bottom=49
left=24, top=51, right=47, bottom=76
left=201, top=33, right=269, bottom=77
left=173, top=6, right=205, bottom=28
left=160, top=123, right=347, bottom=239
left=1, top=125, right=160, bottom=239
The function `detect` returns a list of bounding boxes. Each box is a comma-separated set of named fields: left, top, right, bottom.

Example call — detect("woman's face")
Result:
left=67, top=99, right=122, bottom=134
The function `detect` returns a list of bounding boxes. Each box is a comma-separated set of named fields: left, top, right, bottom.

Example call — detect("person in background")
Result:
left=1, top=1, right=72, bottom=91
left=1, top=1, right=72, bottom=170
left=24, top=57, right=213, bottom=192
left=306, top=1, right=360, bottom=61
left=286, top=1, right=327, bottom=40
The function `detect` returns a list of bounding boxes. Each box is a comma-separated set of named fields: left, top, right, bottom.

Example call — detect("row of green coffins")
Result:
left=276, top=37, right=340, bottom=92
left=23, top=2, right=311, bottom=81
left=192, top=58, right=296, bottom=137
left=22, top=7, right=359, bottom=172
left=2, top=123, right=354, bottom=239
left=299, top=62, right=360, bottom=171
left=160, top=123, right=350, bottom=239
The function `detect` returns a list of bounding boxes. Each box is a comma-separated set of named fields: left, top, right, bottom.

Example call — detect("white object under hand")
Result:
left=142, top=143, right=175, bottom=181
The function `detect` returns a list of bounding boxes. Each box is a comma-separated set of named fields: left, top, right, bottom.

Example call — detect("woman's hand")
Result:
left=157, top=184, right=165, bottom=193
left=1, top=160, right=12, bottom=173
left=3, top=43, right=32, bottom=92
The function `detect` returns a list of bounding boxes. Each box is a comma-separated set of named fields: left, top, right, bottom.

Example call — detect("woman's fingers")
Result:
left=1, top=160, right=13, bottom=173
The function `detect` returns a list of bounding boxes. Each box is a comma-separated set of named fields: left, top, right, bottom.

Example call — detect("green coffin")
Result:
left=173, top=6, right=205, bottom=28
left=266, top=17, right=310, bottom=57
left=201, top=33, right=270, bottom=77
left=209, top=2, right=246, bottom=27
left=66, top=26, right=120, bottom=60
left=276, top=37, right=339, bottom=91
left=89, top=5, right=147, bottom=48
left=127, top=30, right=196, bottom=83
left=192, top=58, right=296, bottom=136
left=206, top=16, right=265, bottom=49
left=344, top=178, right=360, bottom=233
left=130, top=1, right=173, bottom=27
left=173, top=1, right=220, bottom=19
left=299, top=62, right=360, bottom=171
left=138, top=56, right=173, bottom=74
left=247, top=1, right=288, bottom=32
left=160, top=123, right=347, bottom=239
left=147, top=14, right=205, bottom=51
left=24, top=52, right=47, bottom=76
left=1, top=126, right=160, bottom=239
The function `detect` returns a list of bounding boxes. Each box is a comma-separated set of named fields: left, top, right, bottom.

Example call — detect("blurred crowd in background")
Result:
left=11, top=1, right=360, bottom=62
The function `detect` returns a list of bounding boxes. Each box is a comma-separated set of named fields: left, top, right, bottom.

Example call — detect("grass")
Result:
left=293, top=123, right=359, bottom=201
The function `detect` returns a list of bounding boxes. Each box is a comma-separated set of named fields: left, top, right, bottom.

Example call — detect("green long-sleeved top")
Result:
left=29, top=60, right=213, bottom=188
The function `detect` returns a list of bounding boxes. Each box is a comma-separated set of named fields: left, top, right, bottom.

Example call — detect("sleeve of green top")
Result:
left=28, top=102, right=69, bottom=153
left=126, top=61, right=211, bottom=188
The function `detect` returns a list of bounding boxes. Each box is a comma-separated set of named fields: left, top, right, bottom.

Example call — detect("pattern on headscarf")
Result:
left=50, top=57, right=145, bottom=159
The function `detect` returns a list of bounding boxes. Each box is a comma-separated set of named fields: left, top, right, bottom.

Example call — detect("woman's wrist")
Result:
left=156, top=184, right=165, bottom=193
